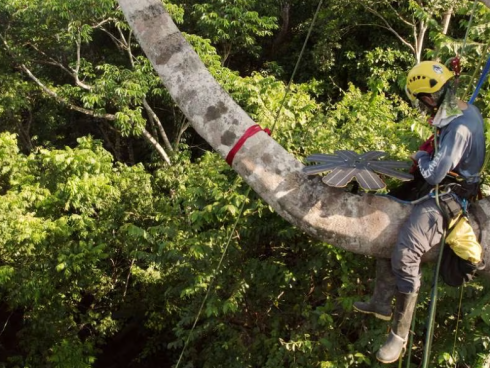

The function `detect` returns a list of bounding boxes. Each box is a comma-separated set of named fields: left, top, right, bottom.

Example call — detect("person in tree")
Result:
left=353, top=61, right=486, bottom=364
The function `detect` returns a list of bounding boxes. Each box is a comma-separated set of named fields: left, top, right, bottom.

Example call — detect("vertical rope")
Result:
left=269, top=0, right=323, bottom=134
left=175, top=186, right=252, bottom=368
left=405, top=313, right=417, bottom=368
left=174, top=1, right=324, bottom=366
left=451, top=285, right=465, bottom=366
left=460, top=0, right=479, bottom=56
left=421, top=226, right=447, bottom=368
left=421, top=128, right=450, bottom=368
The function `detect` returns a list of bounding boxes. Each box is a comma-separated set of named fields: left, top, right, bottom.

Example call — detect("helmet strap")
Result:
left=417, top=84, right=449, bottom=115
left=417, top=94, right=438, bottom=115
left=434, top=84, right=448, bottom=109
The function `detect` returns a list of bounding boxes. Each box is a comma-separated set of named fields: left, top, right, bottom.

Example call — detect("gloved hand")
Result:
left=418, top=134, right=434, bottom=155
left=409, top=134, right=434, bottom=174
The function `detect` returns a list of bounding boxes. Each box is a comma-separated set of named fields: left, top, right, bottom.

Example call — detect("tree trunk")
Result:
left=441, top=7, right=452, bottom=35
left=270, top=2, right=290, bottom=56
left=117, top=0, right=490, bottom=277
left=480, top=0, right=490, bottom=9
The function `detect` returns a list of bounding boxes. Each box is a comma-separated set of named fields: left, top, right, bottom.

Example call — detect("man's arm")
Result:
left=413, top=128, right=467, bottom=185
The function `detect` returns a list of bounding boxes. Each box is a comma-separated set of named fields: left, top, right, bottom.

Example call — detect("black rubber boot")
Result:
left=353, top=259, right=396, bottom=321
left=376, top=290, right=418, bottom=364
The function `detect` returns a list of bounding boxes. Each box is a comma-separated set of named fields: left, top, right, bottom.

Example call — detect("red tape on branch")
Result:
left=226, top=124, right=271, bottom=166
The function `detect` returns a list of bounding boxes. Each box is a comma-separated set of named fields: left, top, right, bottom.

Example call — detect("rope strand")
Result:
left=175, top=186, right=252, bottom=368
left=270, top=0, right=323, bottom=134
left=174, top=1, right=324, bottom=366
left=451, top=285, right=465, bottom=366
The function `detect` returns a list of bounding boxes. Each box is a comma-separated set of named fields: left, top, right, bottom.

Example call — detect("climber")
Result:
left=353, top=61, right=486, bottom=364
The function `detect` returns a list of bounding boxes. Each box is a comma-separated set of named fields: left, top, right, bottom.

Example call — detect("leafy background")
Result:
left=1, top=0, right=490, bottom=367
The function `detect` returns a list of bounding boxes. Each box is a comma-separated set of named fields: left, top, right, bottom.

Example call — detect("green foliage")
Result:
left=364, top=47, right=414, bottom=95
left=0, top=134, right=155, bottom=366
left=2, top=0, right=490, bottom=367
left=302, top=84, right=425, bottom=166
left=190, top=0, right=278, bottom=61
left=229, top=72, right=321, bottom=155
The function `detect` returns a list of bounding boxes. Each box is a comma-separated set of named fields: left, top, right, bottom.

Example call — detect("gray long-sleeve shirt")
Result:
left=414, top=104, right=485, bottom=185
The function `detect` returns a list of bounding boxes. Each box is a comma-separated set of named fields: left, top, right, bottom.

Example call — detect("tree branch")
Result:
left=142, top=98, right=173, bottom=153
left=19, top=63, right=116, bottom=119
left=415, top=20, right=428, bottom=64
left=362, top=5, right=416, bottom=55
left=99, top=26, right=127, bottom=50
left=342, top=23, right=416, bottom=55
left=174, top=111, right=190, bottom=149
left=91, top=18, right=114, bottom=29
left=26, top=41, right=92, bottom=90
left=3, top=14, right=175, bottom=166
left=115, top=23, right=174, bottom=155
left=385, top=1, right=413, bottom=27
left=479, top=0, right=490, bottom=9
left=141, top=128, right=171, bottom=164
left=117, top=0, right=490, bottom=278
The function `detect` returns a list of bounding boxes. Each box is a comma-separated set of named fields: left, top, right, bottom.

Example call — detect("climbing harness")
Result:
left=175, top=1, right=324, bottom=366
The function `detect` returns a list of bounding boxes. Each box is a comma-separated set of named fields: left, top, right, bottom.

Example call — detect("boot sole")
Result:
left=352, top=305, right=392, bottom=321
left=376, top=347, right=405, bottom=364
left=376, top=337, right=407, bottom=364
left=376, top=355, right=401, bottom=364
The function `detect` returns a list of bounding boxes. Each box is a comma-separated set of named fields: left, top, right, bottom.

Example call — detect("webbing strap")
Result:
left=226, top=124, right=271, bottom=166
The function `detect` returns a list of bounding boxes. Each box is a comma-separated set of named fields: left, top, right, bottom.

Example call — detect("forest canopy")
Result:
left=1, top=0, right=490, bottom=367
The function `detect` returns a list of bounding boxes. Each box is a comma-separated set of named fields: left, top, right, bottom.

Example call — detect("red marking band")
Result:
left=226, top=125, right=271, bottom=166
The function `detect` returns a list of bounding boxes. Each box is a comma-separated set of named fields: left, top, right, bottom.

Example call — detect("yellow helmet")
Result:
left=405, top=61, right=454, bottom=102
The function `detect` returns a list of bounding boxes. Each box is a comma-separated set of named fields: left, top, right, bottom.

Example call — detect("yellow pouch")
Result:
left=446, top=216, right=482, bottom=264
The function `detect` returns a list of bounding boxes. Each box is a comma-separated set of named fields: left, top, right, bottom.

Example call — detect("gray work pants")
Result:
left=391, top=199, right=445, bottom=293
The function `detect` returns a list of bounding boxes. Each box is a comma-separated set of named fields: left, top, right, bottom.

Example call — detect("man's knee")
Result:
left=391, top=248, right=422, bottom=293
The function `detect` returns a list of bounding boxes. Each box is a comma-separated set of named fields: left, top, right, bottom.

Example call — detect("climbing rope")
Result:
left=469, top=53, right=490, bottom=104
left=175, top=184, right=252, bottom=368
left=174, top=1, right=324, bottom=366
left=461, top=0, right=479, bottom=56
left=464, top=41, right=490, bottom=101
left=270, top=0, right=324, bottom=134
left=451, top=285, right=465, bottom=364
left=418, top=127, right=448, bottom=368
left=416, top=3, right=486, bottom=365
left=404, top=313, right=417, bottom=368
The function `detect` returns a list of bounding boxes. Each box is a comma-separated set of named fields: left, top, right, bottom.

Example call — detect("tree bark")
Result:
left=480, top=0, right=490, bottom=9
left=270, top=2, right=290, bottom=56
left=117, top=0, right=490, bottom=277
left=441, top=7, right=452, bottom=35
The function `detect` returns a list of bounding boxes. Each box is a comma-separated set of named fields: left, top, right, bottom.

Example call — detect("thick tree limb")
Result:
left=117, top=0, right=490, bottom=278
left=480, top=0, right=490, bottom=9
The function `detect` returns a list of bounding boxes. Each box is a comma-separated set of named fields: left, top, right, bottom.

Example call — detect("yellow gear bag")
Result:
left=446, top=215, right=482, bottom=264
